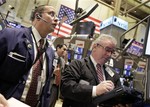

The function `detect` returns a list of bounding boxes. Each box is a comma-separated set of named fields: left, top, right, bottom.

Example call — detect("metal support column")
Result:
left=113, top=0, right=122, bottom=16
left=123, top=0, right=150, bottom=16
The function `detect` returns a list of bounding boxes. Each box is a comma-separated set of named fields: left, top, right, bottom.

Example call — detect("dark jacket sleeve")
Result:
left=61, top=58, right=122, bottom=104
left=0, top=27, right=33, bottom=98
left=60, top=59, right=93, bottom=103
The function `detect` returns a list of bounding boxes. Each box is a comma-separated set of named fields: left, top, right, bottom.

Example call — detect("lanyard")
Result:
left=31, top=31, right=46, bottom=70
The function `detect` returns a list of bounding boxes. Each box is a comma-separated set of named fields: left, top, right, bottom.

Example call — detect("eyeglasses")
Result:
left=97, top=44, right=115, bottom=54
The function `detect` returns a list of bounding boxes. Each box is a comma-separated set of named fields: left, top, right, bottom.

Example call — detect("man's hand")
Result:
left=96, top=80, right=114, bottom=96
left=54, top=67, right=61, bottom=86
left=0, top=94, right=8, bottom=107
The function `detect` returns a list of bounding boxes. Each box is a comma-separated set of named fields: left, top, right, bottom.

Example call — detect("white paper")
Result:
left=8, top=97, right=30, bottom=107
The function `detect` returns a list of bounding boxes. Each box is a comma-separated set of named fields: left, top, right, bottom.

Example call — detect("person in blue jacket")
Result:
left=0, top=4, right=58, bottom=107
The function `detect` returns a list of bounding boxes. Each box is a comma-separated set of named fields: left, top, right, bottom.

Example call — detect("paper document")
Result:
left=8, top=97, right=30, bottom=107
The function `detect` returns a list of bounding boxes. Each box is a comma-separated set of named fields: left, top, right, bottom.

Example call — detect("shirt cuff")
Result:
left=92, top=86, right=97, bottom=97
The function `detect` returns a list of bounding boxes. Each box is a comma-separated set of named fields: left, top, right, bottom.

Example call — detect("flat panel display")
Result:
left=74, top=47, right=83, bottom=60
left=74, top=54, right=82, bottom=60
left=143, top=18, right=150, bottom=56
left=123, top=65, right=132, bottom=77
left=126, top=40, right=143, bottom=57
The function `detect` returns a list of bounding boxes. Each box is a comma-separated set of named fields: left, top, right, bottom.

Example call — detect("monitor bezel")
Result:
left=143, top=17, right=150, bottom=57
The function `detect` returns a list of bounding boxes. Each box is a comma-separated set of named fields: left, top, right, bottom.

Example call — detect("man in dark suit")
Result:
left=0, top=5, right=58, bottom=107
left=49, top=44, right=67, bottom=107
left=60, top=34, right=129, bottom=107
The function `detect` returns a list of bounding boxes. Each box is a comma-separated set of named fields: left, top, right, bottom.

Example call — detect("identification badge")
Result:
left=105, top=67, right=114, bottom=77
left=36, top=76, right=42, bottom=95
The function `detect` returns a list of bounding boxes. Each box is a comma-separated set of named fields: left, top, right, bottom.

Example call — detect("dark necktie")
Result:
left=96, top=64, right=104, bottom=82
left=25, top=39, right=44, bottom=107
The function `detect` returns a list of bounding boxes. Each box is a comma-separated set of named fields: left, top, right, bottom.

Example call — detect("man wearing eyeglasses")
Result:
left=60, top=34, right=130, bottom=107
left=0, top=5, right=58, bottom=107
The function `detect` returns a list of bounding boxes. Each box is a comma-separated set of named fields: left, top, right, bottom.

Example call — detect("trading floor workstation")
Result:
left=0, top=0, right=150, bottom=107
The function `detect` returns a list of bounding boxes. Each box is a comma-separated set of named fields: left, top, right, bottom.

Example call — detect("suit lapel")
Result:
left=45, top=42, right=54, bottom=78
left=24, top=27, right=34, bottom=63
left=84, top=57, right=99, bottom=84
left=85, top=57, right=115, bottom=84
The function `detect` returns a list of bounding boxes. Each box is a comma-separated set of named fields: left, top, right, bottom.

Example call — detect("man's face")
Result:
left=57, top=45, right=67, bottom=57
left=93, top=40, right=116, bottom=64
left=40, top=6, right=58, bottom=33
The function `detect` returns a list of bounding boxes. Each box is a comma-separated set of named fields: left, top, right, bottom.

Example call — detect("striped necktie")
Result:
left=25, top=39, right=44, bottom=107
left=96, top=64, right=104, bottom=82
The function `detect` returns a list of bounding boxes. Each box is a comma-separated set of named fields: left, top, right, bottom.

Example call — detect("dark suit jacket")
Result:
left=60, top=57, right=121, bottom=107
left=0, top=27, right=55, bottom=107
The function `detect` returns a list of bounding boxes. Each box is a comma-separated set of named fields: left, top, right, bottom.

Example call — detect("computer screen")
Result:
left=126, top=40, right=143, bottom=57
left=74, top=47, right=83, bottom=60
left=74, top=47, right=83, bottom=54
left=67, top=50, right=71, bottom=59
left=124, top=64, right=132, bottom=70
left=123, top=65, right=132, bottom=77
left=74, top=54, right=82, bottom=60
left=136, top=67, right=144, bottom=72
left=143, top=17, right=150, bottom=56
left=71, top=21, right=95, bottom=38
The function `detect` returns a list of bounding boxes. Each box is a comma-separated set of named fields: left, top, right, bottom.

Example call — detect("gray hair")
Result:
left=93, top=33, right=117, bottom=46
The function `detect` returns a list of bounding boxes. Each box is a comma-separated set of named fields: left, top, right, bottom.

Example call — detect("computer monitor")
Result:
left=74, top=47, right=83, bottom=60
left=126, top=40, right=143, bottom=57
left=136, top=67, right=144, bottom=72
left=74, top=54, right=82, bottom=60
left=144, top=17, right=150, bottom=103
left=123, top=38, right=134, bottom=52
left=71, top=21, right=95, bottom=38
left=143, top=17, right=150, bottom=56
left=123, top=65, right=132, bottom=77
left=67, top=50, right=72, bottom=63
left=74, top=47, right=83, bottom=54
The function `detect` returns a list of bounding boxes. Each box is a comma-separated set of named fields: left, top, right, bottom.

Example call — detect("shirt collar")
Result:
left=90, top=55, right=103, bottom=69
left=55, top=51, right=59, bottom=59
left=90, top=55, right=97, bottom=69
left=31, top=26, right=46, bottom=46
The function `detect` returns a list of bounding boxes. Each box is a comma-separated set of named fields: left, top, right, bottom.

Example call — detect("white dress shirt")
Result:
left=90, top=55, right=106, bottom=97
left=21, top=26, right=47, bottom=101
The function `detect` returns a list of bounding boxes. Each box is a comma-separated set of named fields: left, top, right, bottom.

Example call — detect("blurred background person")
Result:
left=49, top=44, right=67, bottom=107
